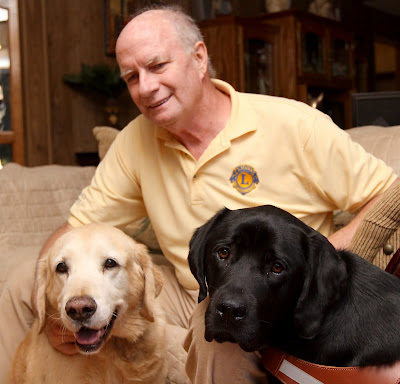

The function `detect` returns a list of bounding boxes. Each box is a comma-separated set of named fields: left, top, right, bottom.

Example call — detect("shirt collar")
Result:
left=154, top=79, right=259, bottom=144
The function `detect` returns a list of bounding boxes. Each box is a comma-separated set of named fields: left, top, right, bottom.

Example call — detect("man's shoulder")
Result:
left=118, top=115, right=158, bottom=140
left=237, top=92, right=333, bottom=131
left=241, top=92, right=318, bottom=115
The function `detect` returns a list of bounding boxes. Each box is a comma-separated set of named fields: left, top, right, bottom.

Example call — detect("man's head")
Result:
left=116, top=6, right=215, bottom=128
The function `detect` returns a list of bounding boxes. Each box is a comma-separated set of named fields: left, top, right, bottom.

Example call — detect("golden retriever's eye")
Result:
left=104, top=259, right=118, bottom=269
left=217, top=248, right=230, bottom=260
left=271, top=262, right=284, bottom=274
left=56, top=262, right=68, bottom=274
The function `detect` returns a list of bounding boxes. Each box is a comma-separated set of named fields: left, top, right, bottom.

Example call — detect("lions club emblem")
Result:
left=230, top=165, right=259, bottom=195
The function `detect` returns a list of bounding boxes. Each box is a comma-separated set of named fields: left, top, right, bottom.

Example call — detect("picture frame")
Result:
left=104, top=0, right=149, bottom=56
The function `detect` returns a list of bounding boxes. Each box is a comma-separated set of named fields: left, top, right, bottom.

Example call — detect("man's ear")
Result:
left=193, top=41, right=208, bottom=76
left=188, top=208, right=228, bottom=303
left=293, top=232, right=348, bottom=339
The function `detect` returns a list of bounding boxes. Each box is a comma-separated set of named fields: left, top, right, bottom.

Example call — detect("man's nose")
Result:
left=139, top=72, right=159, bottom=97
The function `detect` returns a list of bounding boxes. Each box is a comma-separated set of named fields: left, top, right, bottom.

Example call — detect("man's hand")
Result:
left=44, top=318, right=79, bottom=355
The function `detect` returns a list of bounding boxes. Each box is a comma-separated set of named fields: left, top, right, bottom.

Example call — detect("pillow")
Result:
left=347, top=125, right=400, bottom=175
left=92, top=126, right=119, bottom=161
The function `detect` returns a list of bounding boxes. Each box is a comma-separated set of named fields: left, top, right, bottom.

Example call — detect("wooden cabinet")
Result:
left=201, top=10, right=354, bottom=129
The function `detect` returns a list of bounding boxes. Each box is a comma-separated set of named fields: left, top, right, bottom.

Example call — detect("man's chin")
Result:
left=144, top=112, right=177, bottom=129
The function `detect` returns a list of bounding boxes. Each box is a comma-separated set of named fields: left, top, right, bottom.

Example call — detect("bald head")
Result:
left=116, top=7, right=215, bottom=77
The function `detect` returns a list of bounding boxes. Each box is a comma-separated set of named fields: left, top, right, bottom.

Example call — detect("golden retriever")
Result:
left=8, top=224, right=167, bottom=384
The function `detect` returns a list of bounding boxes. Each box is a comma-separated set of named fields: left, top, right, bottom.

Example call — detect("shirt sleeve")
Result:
left=68, top=125, right=147, bottom=229
left=303, top=113, right=397, bottom=213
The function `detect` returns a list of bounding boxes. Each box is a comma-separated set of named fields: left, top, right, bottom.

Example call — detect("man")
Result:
left=0, top=5, right=398, bottom=384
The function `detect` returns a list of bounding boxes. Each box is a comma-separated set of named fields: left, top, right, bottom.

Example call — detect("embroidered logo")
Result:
left=230, top=165, right=259, bottom=195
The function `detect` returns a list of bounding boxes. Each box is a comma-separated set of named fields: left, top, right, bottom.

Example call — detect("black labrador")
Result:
left=188, top=205, right=400, bottom=381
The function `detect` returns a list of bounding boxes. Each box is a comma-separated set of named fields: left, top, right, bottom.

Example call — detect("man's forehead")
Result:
left=117, top=14, right=180, bottom=55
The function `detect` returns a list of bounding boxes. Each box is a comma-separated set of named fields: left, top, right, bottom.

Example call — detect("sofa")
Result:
left=1, top=124, right=400, bottom=381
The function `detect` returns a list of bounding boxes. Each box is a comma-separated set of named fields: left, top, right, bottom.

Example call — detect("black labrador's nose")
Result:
left=216, top=297, right=247, bottom=321
left=66, top=296, right=97, bottom=321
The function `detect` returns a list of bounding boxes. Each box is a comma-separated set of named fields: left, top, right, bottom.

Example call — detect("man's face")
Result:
left=116, top=13, right=206, bottom=129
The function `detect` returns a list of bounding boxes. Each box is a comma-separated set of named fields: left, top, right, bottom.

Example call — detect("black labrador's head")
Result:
left=188, top=205, right=347, bottom=352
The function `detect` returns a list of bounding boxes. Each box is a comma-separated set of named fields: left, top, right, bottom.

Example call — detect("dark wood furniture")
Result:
left=201, top=10, right=355, bottom=129
left=0, top=0, right=24, bottom=165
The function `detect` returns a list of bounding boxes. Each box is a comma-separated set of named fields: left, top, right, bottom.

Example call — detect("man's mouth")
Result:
left=149, top=96, right=171, bottom=109
left=74, top=311, right=118, bottom=353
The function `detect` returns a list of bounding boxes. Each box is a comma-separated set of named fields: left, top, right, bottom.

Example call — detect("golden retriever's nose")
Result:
left=66, top=296, right=97, bottom=321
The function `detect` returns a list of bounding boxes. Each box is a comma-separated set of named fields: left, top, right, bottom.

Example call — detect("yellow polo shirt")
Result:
left=69, top=80, right=397, bottom=290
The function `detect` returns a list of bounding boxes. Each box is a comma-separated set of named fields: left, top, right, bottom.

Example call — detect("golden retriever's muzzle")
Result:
left=65, top=295, right=118, bottom=353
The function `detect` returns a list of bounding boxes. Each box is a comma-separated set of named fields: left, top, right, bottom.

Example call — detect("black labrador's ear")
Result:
left=293, top=232, right=348, bottom=339
left=188, top=208, right=228, bottom=303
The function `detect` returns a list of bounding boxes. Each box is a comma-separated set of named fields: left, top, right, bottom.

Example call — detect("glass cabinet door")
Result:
left=331, top=37, right=351, bottom=78
left=241, top=23, right=280, bottom=96
left=0, top=0, right=24, bottom=167
left=301, top=31, right=324, bottom=74
left=244, top=38, right=274, bottom=95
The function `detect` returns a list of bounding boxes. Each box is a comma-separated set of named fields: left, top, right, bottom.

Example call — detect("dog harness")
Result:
left=386, top=248, right=400, bottom=278
left=262, top=346, right=400, bottom=384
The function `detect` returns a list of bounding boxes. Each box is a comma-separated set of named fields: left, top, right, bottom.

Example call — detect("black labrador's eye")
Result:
left=104, top=259, right=119, bottom=269
left=56, top=262, right=68, bottom=274
left=271, top=262, right=285, bottom=274
left=217, top=248, right=230, bottom=260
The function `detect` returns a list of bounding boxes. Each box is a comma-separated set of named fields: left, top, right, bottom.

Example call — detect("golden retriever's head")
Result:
left=35, top=223, right=163, bottom=354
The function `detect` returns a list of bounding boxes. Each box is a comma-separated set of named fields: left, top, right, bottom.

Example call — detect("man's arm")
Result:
left=328, top=178, right=400, bottom=249
left=32, top=221, right=78, bottom=355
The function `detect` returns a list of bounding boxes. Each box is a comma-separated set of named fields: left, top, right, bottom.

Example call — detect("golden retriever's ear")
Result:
left=134, top=243, right=163, bottom=322
left=35, top=254, right=49, bottom=333
left=141, top=262, right=163, bottom=322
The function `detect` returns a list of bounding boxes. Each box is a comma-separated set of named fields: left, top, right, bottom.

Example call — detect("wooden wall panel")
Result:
left=46, top=0, right=117, bottom=165
left=19, top=0, right=51, bottom=165
left=20, top=0, right=137, bottom=166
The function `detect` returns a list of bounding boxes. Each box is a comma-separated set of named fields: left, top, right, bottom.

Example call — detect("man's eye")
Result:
left=217, top=248, right=230, bottom=260
left=125, top=73, right=138, bottom=83
left=152, top=62, right=167, bottom=71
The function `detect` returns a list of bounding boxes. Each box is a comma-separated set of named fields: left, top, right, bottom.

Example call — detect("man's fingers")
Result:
left=44, top=319, right=78, bottom=355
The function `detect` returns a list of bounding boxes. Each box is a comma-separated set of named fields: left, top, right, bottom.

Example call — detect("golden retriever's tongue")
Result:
left=75, top=327, right=104, bottom=345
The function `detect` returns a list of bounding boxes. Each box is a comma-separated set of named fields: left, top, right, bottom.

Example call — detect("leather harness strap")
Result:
left=386, top=248, right=400, bottom=277
left=262, top=346, right=400, bottom=384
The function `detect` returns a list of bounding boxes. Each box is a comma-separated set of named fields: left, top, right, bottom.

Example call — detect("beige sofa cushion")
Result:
left=347, top=125, right=400, bottom=175
left=0, top=163, right=96, bottom=293
left=0, top=163, right=96, bottom=248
